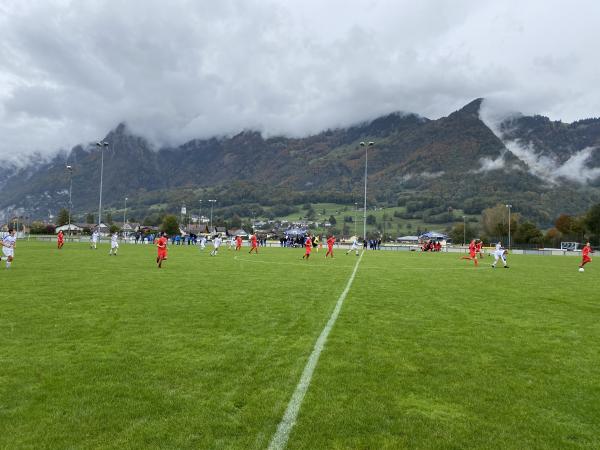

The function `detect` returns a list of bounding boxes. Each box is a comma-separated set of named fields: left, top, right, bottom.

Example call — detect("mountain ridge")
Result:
left=2, top=99, right=600, bottom=225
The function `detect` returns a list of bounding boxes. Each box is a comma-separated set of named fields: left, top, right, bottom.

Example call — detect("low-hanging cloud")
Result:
left=475, top=154, right=506, bottom=173
left=1, top=0, right=600, bottom=164
left=480, top=101, right=600, bottom=183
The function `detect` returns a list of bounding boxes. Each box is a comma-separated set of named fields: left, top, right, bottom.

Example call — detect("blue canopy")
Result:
left=285, top=228, right=308, bottom=236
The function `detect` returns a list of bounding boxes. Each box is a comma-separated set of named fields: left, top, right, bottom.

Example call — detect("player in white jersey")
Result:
left=346, top=237, right=359, bottom=256
left=109, top=232, right=119, bottom=256
left=199, top=236, right=207, bottom=250
left=210, top=236, right=222, bottom=256
left=1, top=228, right=17, bottom=268
left=491, top=241, right=509, bottom=269
left=90, top=230, right=99, bottom=249
left=228, top=236, right=235, bottom=250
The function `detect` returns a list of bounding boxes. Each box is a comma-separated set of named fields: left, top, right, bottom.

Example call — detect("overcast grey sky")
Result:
left=1, top=0, right=598, bottom=162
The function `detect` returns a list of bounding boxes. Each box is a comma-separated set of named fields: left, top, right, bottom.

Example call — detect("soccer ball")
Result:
left=579, top=267, right=585, bottom=272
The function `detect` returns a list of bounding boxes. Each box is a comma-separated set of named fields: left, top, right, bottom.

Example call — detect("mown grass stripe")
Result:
left=268, top=251, right=364, bottom=450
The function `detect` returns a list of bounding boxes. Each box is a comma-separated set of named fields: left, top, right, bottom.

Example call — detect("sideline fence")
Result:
left=24, top=235, right=586, bottom=257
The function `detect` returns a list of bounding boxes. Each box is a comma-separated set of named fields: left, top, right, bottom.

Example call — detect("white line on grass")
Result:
left=268, top=251, right=364, bottom=450
left=234, top=255, right=489, bottom=271
left=233, top=255, right=355, bottom=268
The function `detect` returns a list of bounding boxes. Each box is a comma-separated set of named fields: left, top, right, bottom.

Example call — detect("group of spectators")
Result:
left=132, top=232, right=208, bottom=245
left=365, top=239, right=382, bottom=250
left=281, top=235, right=308, bottom=247
left=133, top=232, right=157, bottom=244
left=170, top=234, right=200, bottom=245
left=421, top=240, right=443, bottom=252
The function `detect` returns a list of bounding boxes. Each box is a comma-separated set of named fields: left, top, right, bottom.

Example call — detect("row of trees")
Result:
left=448, top=203, right=600, bottom=246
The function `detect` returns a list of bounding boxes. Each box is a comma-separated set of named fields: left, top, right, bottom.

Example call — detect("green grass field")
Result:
left=1, top=241, right=599, bottom=449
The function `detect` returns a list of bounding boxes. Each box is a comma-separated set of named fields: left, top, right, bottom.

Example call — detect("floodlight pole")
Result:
left=506, top=204, right=512, bottom=250
left=208, top=199, right=216, bottom=232
left=66, top=165, right=73, bottom=236
left=462, top=215, right=466, bottom=246
left=123, top=196, right=128, bottom=231
left=354, top=202, right=358, bottom=237
left=360, top=141, right=374, bottom=245
left=198, top=199, right=204, bottom=235
left=96, top=141, right=109, bottom=227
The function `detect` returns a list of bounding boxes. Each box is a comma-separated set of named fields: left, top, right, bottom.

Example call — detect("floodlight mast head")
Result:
left=66, top=165, right=72, bottom=171
left=96, top=141, right=109, bottom=147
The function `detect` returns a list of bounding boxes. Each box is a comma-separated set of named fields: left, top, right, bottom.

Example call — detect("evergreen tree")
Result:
left=57, top=208, right=70, bottom=226
left=161, top=215, right=179, bottom=236
left=229, top=214, right=242, bottom=228
left=513, top=222, right=543, bottom=244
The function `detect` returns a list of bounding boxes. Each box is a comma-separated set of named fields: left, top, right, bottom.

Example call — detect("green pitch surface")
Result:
left=1, top=242, right=599, bottom=449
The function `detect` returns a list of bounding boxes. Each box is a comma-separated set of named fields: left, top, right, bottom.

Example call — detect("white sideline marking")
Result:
left=268, top=251, right=364, bottom=450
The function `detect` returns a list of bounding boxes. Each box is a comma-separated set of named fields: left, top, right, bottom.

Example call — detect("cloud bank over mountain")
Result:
left=479, top=100, right=600, bottom=183
left=1, top=0, right=599, bottom=162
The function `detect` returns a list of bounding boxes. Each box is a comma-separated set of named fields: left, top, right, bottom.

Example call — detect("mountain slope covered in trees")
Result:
left=2, top=99, right=600, bottom=226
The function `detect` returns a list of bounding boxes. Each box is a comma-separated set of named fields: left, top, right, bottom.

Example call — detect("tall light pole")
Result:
left=208, top=199, right=216, bottom=232
left=354, top=202, right=358, bottom=237
left=382, top=207, right=386, bottom=242
left=123, top=197, right=128, bottom=228
left=66, top=165, right=73, bottom=236
left=506, top=204, right=513, bottom=250
left=462, top=215, right=466, bottom=246
left=360, top=141, right=374, bottom=245
left=198, top=199, right=203, bottom=231
left=96, top=141, right=109, bottom=227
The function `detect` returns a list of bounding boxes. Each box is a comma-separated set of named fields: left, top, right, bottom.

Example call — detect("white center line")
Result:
left=268, top=251, right=364, bottom=450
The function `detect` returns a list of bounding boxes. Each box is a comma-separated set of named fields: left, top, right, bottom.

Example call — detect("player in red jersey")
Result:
left=57, top=230, right=64, bottom=249
left=460, top=239, right=479, bottom=266
left=235, top=235, right=243, bottom=251
left=249, top=233, right=258, bottom=254
left=475, top=239, right=484, bottom=258
left=302, top=234, right=312, bottom=260
left=325, top=235, right=335, bottom=258
left=579, top=242, right=592, bottom=270
left=156, top=232, right=168, bottom=268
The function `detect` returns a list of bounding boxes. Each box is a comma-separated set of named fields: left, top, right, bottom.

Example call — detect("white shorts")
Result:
left=2, top=247, right=14, bottom=257
left=494, top=252, right=506, bottom=262
left=111, top=242, right=119, bottom=249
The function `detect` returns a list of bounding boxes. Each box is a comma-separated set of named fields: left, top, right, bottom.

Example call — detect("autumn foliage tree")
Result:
left=481, top=204, right=519, bottom=239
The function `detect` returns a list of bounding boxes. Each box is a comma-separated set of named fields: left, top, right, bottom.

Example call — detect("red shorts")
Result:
left=158, top=250, right=167, bottom=259
left=583, top=255, right=592, bottom=263
left=305, top=247, right=312, bottom=254
left=469, top=251, right=476, bottom=258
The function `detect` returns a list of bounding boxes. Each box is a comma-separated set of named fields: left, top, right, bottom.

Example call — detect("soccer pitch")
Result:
left=2, top=242, right=599, bottom=449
